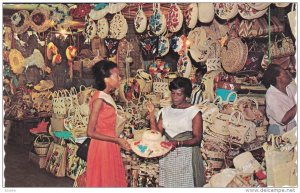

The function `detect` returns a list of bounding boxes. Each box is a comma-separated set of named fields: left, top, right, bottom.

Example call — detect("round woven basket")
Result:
left=221, top=38, right=248, bottom=73
left=34, top=134, right=50, bottom=156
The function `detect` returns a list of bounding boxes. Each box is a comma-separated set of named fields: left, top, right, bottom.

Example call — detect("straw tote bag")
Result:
left=46, top=139, right=67, bottom=177
left=149, top=3, right=167, bottom=36
left=52, top=90, right=67, bottom=116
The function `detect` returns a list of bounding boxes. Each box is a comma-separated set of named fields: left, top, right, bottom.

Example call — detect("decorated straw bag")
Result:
left=201, top=141, right=227, bottom=171
left=134, top=5, right=147, bottom=33
left=167, top=3, right=183, bottom=33
left=66, top=142, right=87, bottom=180
left=270, top=33, right=295, bottom=59
left=70, top=87, right=80, bottom=108
left=52, top=90, right=67, bottom=116
left=119, top=78, right=142, bottom=103
left=46, top=139, right=67, bottom=177
left=135, top=69, right=153, bottom=93
left=201, top=70, right=222, bottom=102
left=110, top=13, right=128, bottom=40
left=177, top=53, right=192, bottom=78
left=64, top=108, right=88, bottom=138
left=235, top=97, right=264, bottom=122
left=149, top=3, right=167, bottom=36
left=96, top=17, right=109, bottom=39
left=152, top=78, right=169, bottom=94
left=62, top=89, right=74, bottom=113
left=185, top=3, right=198, bottom=29
left=263, top=134, right=295, bottom=187
left=228, top=111, right=256, bottom=145
left=232, top=151, right=261, bottom=173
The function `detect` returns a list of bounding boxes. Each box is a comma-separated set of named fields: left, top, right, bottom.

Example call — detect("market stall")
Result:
left=3, top=2, right=297, bottom=188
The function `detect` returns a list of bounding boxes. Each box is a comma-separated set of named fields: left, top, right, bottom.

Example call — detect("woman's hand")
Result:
left=117, top=138, right=131, bottom=151
left=146, top=100, right=155, bottom=114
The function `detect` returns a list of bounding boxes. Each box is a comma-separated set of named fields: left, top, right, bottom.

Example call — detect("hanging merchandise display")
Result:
left=185, top=3, right=198, bottom=29
left=149, top=3, right=167, bottom=36
left=97, top=17, right=109, bottom=39
left=215, top=3, right=238, bottom=20
left=110, top=13, right=128, bottom=40
left=11, top=10, right=30, bottom=34
left=166, top=3, right=183, bottom=33
left=29, top=7, right=51, bottom=33
left=198, top=3, right=214, bottom=23
left=134, top=5, right=147, bottom=33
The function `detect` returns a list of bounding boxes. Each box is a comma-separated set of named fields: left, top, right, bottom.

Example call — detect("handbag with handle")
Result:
left=45, top=139, right=67, bottom=177
left=66, top=142, right=87, bottom=180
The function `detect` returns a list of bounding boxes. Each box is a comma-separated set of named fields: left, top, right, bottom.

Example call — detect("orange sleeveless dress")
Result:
left=86, top=91, right=127, bottom=187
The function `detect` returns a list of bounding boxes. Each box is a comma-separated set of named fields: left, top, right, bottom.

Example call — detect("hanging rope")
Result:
left=268, top=7, right=271, bottom=64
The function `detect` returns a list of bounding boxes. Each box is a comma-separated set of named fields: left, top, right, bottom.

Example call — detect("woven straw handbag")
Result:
left=270, top=34, right=295, bottom=59
left=52, top=90, right=67, bottom=116
left=152, top=78, right=169, bottom=93
left=228, top=111, right=256, bottom=145
left=64, top=108, right=88, bottom=138
left=70, top=87, right=80, bottom=108
left=34, top=134, right=51, bottom=156
left=62, top=89, right=74, bottom=113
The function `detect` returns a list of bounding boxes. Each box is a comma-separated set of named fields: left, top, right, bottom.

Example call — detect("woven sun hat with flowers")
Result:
left=29, top=7, right=51, bottom=33
left=9, top=49, right=25, bottom=74
left=131, top=130, right=172, bottom=158
left=11, top=10, right=30, bottom=34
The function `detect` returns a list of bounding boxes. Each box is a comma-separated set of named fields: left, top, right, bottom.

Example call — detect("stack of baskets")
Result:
left=34, top=134, right=51, bottom=156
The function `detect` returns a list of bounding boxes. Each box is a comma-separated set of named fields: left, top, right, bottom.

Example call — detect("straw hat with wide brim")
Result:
left=131, top=130, right=172, bottom=158
left=9, top=49, right=25, bottom=74
left=275, top=3, right=290, bottom=8
left=198, top=3, right=214, bottom=23
left=221, top=37, right=248, bottom=73
left=247, top=3, right=271, bottom=10
left=215, top=3, right=238, bottom=20
left=34, top=80, right=54, bottom=91
left=11, top=10, right=30, bottom=34
left=238, top=3, right=268, bottom=20
left=30, top=7, right=51, bottom=33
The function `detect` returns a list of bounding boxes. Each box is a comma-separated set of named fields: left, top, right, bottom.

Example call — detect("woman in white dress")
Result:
left=147, top=77, right=205, bottom=187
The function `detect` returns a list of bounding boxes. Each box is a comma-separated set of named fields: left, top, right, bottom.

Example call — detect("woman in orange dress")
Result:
left=86, top=60, right=131, bottom=187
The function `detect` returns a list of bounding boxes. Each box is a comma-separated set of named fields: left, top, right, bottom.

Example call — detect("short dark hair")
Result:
left=262, top=64, right=282, bottom=88
left=92, top=60, right=117, bottom=90
left=169, top=77, right=192, bottom=97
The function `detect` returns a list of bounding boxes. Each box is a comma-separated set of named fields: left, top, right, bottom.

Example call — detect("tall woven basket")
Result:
left=34, top=134, right=51, bottom=156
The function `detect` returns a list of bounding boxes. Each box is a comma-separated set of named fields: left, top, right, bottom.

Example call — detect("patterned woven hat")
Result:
left=11, top=10, right=30, bottom=34
left=29, top=7, right=50, bottom=33
left=149, top=3, right=167, bottom=36
left=198, top=3, right=214, bottom=23
left=34, top=80, right=54, bottom=91
left=215, top=3, right=238, bottom=20
left=221, top=37, right=248, bottom=73
left=167, top=3, right=183, bottom=33
left=110, top=13, right=128, bottom=40
left=9, top=49, right=25, bottom=74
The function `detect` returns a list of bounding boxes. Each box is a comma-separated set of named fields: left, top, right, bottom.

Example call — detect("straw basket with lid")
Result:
left=34, top=134, right=51, bottom=156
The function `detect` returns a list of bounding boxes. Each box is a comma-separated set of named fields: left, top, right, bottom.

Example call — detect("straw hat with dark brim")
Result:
left=30, top=7, right=51, bottom=33
left=11, top=10, right=30, bottom=34
left=9, top=49, right=25, bottom=74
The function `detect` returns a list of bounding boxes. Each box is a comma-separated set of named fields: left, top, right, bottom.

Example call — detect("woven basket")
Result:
left=201, top=148, right=225, bottom=170
left=34, top=134, right=50, bottom=156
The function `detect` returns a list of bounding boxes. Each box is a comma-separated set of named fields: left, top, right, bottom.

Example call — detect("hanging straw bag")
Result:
left=52, top=90, right=67, bottom=116
left=46, top=139, right=67, bottom=177
left=270, top=33, right=295, bottom=59
left=135, top=69, right=153, bottom=93
left=66, top=142, right=87, bottom=180
left=153, top=78, right=169, bottom=93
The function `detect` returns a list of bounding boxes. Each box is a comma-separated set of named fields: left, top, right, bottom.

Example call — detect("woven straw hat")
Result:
left=9, top=49, right=25, bottom=74
left=149, top=3, right=167, bottom=36
left=185, top=3, right=198, bottom=29
left=215, top=3, right=238, bottom=20
left=11, top=10, right=30, bottom=34
left=107, top=3, right=127, bottom=14
left=198, top=3, right=214, bottom=23
left=34, top=80, right=54, bottom=91
left=247, top=3, right=271, bottom=10
left=131, top=130, right=172, bottom=158
left=30, top=7, right=50, bottom=33
left=134, top=6, right=147, bottom=33
left=221, top=38, right=248, bottom=73
left=238, top=3, right=268, bottom=20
